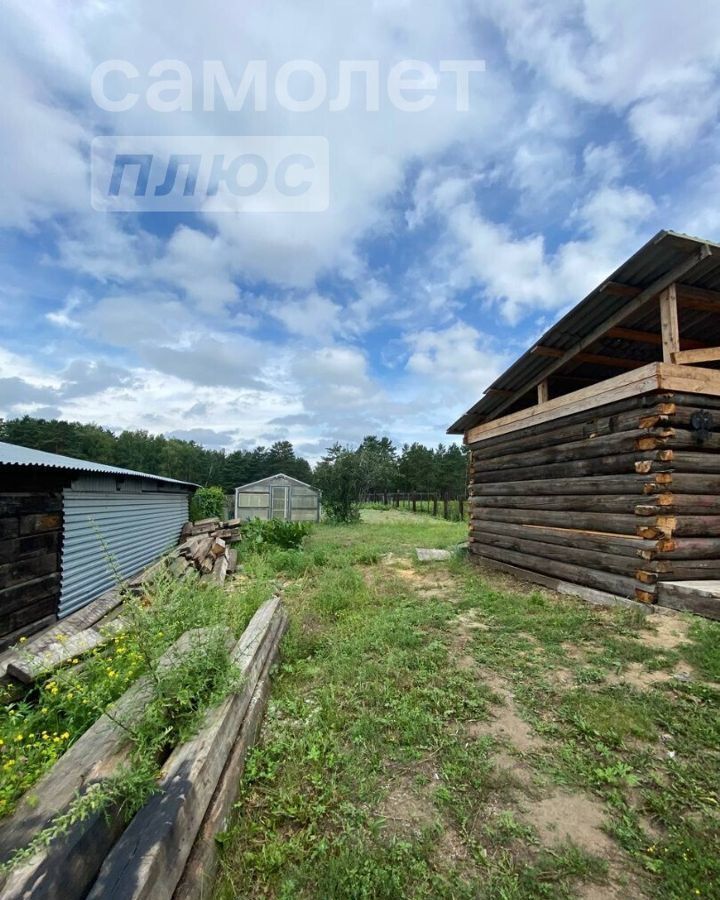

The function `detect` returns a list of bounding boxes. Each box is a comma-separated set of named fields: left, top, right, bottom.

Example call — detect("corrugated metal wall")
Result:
left=59, top=481, right=189, bottom=617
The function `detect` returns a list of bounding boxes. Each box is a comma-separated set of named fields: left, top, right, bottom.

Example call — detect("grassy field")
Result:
left=214, top=509, right=720, bottom=899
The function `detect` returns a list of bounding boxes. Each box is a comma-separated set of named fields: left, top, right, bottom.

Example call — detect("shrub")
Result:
left=314, top=445, right=364, bottom=524
left=241, top=518, right=311, bottom=551
left=190, top=485, right=227, bottom=522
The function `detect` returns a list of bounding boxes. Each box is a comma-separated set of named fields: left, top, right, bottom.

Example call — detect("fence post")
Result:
left=383, top=491, right=388, bottom=506
left=395, top=493, right=400, bottom=508
left=432, top=494, right=438, bottom=516
left=443, top=492, right=449, bottom=519
left=459, top=497, right=464, bottom=520
left=411, top=491, right=417, bottom=513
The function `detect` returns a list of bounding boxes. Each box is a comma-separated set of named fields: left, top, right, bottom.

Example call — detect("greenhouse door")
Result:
left=270, top=486, right=289, bottom=520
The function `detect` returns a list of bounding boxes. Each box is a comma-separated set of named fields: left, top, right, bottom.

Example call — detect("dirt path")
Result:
left=377, top=551, right=647, bottom=898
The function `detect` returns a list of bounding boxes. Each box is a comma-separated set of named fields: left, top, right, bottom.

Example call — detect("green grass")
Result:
left=214, top=510, right=720, bottom=899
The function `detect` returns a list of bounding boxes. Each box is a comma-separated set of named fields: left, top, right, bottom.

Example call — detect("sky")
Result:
left=1, top=0, right=719, bottom=461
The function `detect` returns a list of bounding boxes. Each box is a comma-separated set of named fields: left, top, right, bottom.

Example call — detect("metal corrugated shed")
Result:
left=448, top=230, right=720, bottom=433
left=60, top=487, right=189, bottom=617
left=0, top=441, right=197, bottom=487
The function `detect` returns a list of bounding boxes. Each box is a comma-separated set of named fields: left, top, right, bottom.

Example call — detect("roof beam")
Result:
left=484, top=244, right=713, bottom=424
left=531, top=345, right=646, bottom=370
left=672, top=345, right=720, bottom=366
left=606, top=326, right=708, bottom=350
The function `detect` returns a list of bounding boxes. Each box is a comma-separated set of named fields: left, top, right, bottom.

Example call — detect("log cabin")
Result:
left=448, top=230, right=720, bottom=619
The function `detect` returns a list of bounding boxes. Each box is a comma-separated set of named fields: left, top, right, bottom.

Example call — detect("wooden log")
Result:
left=226, top=548, right=238, bottom=575
left=469, top=430, right=671, bottom=473
left=469, top=529, right=650, bottom=578
left=470, top=506, right=643, bottom=535
left=468, top=518, right=654, bottom=558
left=659, top=474, right=720, bottom=494
left=664, top=452, right=720, bottom=475
left=470, top=451, right=671, bottom=484
left=173, top=613, right=285, bottom=900
left=210, top=537, right=226, bottom=558
left=468, top=404, right=674, bottom=459
left=469, top=494, right=666, bottom=515
left=653, top=537, right=720, bottom=559
left=467, top=542, right=647, bottom=599
left=469, top=474, right=668, bottom=497
left=87, top=598, right=287, bottom=900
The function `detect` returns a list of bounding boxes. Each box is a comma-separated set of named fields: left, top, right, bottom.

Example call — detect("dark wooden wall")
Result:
left=468, top=391, right=720, bottom=604
left=0, top=491, right=62, bottom=648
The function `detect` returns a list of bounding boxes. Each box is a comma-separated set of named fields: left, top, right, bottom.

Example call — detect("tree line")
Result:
left=0, top=416, right=467, bottom=495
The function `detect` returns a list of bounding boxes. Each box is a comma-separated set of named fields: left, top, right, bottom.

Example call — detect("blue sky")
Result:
left=1, top=1, right=719, bottom=460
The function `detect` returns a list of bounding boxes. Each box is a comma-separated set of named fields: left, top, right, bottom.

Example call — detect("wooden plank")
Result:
left=173, top=614, right=286, bottom=900
left=657, top=581, right=720, bottom=620
left=657, top=362, right=720, bottom=394
left=5, top=618, right=125, bottom=684
left=659, top=284, right=680, bottom=363
left=470, top=506, right=642, bottom=534
left=483, top=244, right=712, bottom=423
left=470, top=493, right=668, bottom=516
left=87, top=598, right=286, bottom=900
left=465, top=364, right=663, bottom=444
left=537, top=379, right=549, bottom=404
left=671, top=345, right=720, bottom=366
left=470, top=450, right=671, bottom=484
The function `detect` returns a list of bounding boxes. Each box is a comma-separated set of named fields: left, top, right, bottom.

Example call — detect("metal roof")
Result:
left=448, top=230, right=720, bottom=433
left=0, top=441, right=197, bottom=488
left=235, top=472, right=317, bottom=491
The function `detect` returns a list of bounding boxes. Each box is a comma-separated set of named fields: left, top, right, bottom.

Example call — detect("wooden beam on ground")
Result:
left=484, top=244, right=712, bottom=421
left=671, top=345, right=720, bottom=366
left=660, top=284, right=680, bottom=363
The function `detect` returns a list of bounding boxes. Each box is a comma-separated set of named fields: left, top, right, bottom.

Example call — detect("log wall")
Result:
left=0, top=492, right=62, bottom=646
left=467, top=391, right=720, bottom=604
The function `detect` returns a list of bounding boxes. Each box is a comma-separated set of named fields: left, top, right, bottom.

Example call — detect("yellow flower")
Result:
left=15, top=734, right=23, bottom=742
left=41, top=707, right=48, bottom=714
left=61, top=732, right=70, bottom=740
left=71, top=658, right=79, bottom=664
left=0, top=738, right=4, bottom=747
left=19, top=636, right=28, bottom=643
left=66, top=692, right=74, bottom=700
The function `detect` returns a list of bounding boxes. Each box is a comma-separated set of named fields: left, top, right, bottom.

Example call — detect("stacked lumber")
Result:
left=171, top=518, right=242, bottom=583
left=467, top=391, right=720, bottom=606
left=0, top=597, right=287, bottom=900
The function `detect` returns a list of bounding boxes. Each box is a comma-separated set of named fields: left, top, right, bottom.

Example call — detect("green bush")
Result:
left=190, top=486, right=227, bottom=522
left=241, top=517, right=311, bottom=550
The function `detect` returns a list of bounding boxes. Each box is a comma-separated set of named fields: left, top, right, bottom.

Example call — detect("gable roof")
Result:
left=235, top=473, right=317, bottom=491
left=448, top=230, right=720, bottom=434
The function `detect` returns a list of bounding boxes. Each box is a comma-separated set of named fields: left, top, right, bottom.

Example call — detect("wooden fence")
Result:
left=363, top=492, right=468, bottom=522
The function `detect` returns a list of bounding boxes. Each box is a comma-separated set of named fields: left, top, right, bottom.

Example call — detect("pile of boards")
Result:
left=169, top=517, right=243, bottom=584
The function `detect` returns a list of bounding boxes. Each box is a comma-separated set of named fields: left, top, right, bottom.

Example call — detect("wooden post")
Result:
left=395, top=494, right=400, bottom=508
left=459, top=497, right=464, bottom=520
left=383, top=491, right=388, bottom=506
left=537, top=379, right=549, bottom=404
left=660, top=284, right=680, bottom=363
left=433, top=495, right=438, bottom=517
left=443, top=492, right=449, bottom=519
left=411, top=492, right=417, bottom=513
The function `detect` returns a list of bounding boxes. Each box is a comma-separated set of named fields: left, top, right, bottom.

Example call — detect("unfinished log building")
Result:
left=448, top=231, right=720, bottom=618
